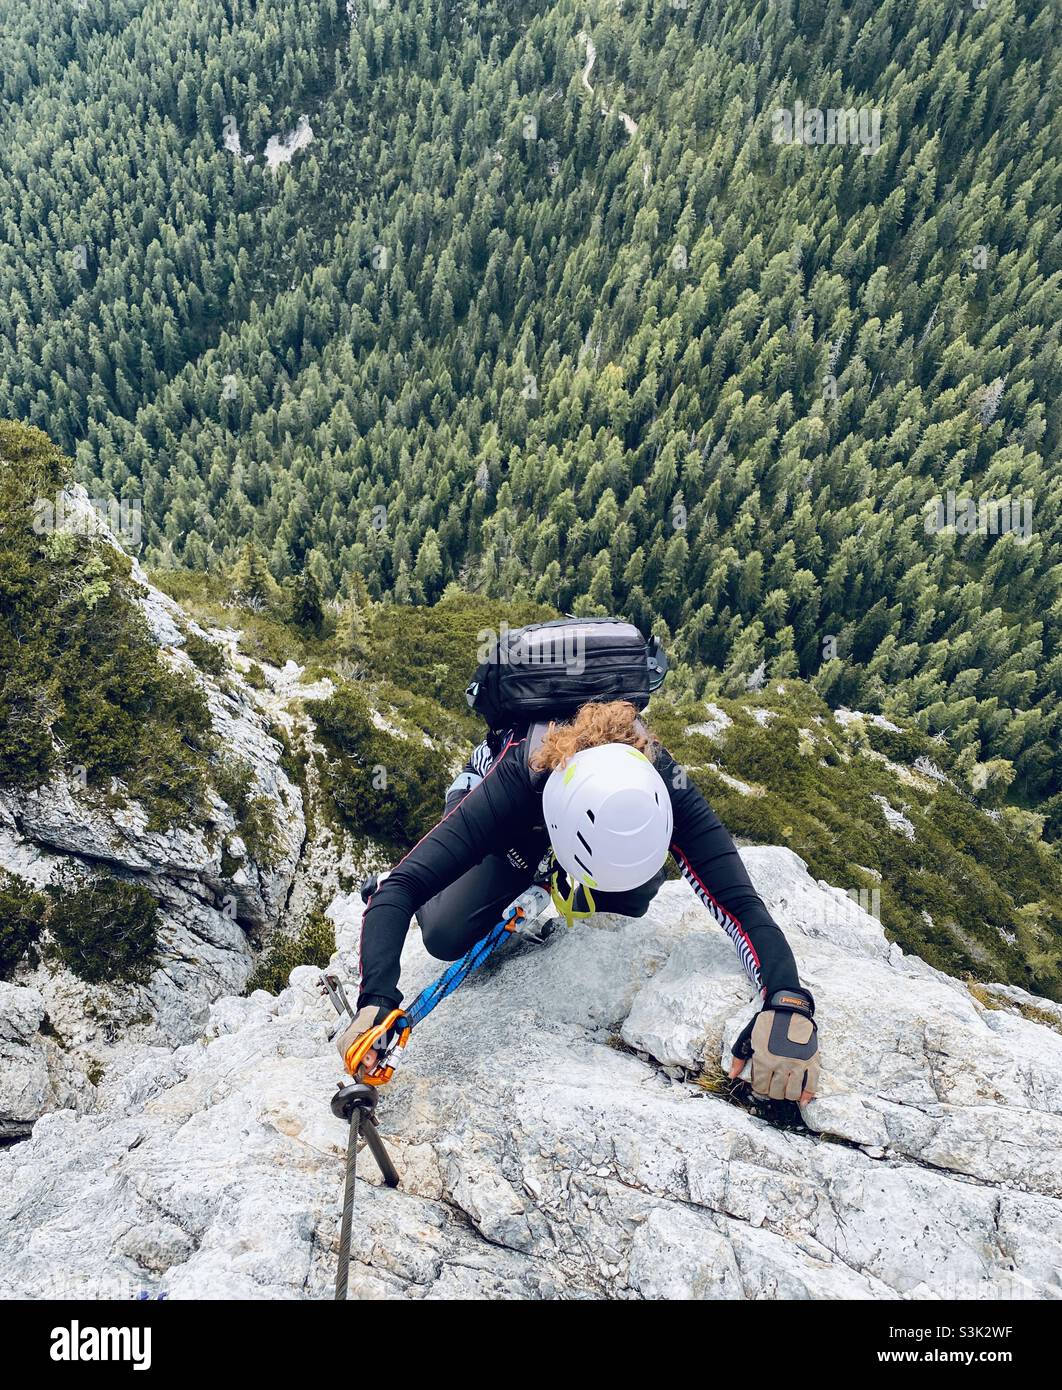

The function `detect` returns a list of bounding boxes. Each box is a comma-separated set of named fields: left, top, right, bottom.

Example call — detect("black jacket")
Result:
left=357, top=731, right=802, bottom=1009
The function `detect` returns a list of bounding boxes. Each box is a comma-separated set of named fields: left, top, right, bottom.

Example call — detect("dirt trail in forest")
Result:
left=581, top=30, right=639, bottom=141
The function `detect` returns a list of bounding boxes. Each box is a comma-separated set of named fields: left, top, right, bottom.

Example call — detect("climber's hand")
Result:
left=335, top=1003, right=396, bottom=1078
left=729, top=989, right=819, bottom=1104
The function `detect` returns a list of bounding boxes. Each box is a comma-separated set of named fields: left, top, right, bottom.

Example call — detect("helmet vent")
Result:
left=576, top=831, right=592, bottom=855
left=573, top=854, right=592, bottom=876
left=585, top=808, right=595, bottom=822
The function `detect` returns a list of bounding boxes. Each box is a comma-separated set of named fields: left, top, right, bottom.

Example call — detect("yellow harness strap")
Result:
left=549, top=870, right=597, bottom=928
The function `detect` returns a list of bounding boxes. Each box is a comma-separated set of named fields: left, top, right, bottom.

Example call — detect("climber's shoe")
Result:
left=359, top=870, right=390, bottom=904
left=729, top=988, right=819, bottom=1104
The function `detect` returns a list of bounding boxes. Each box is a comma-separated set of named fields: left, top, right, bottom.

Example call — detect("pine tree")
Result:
left=229, top=541, right=280, bottom=611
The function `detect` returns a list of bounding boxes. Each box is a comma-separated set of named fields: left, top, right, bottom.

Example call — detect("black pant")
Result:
left=416, top=790, right=667, bottom=962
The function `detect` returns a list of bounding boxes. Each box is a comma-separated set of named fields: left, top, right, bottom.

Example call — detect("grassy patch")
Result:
left=693, top=1058, right=737, bottom=1097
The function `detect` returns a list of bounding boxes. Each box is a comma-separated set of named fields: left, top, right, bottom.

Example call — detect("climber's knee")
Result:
left=417, top=897, right=472, bottom=960
left=417, top=855, right=529, bottom=962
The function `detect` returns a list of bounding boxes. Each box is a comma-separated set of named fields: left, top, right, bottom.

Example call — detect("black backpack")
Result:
left=465, top=617, right=668, bottom=731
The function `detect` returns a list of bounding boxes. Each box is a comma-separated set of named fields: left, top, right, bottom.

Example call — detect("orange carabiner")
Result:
left=342, top=1007, right=411, bottom=1086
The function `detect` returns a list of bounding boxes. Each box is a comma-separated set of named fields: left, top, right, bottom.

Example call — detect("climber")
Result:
left=348, top=698, right=820, bottom=1104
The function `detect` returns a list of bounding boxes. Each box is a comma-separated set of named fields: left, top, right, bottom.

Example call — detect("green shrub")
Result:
left=307, top=683, right=448, bottom=844
left=44, top=875, right=160, bottom=985
left=649, top=683, right=1062, bottom=999
left=716, top=713, right=817, bottom=797
left=0, top=422, right=215, bottom=830
left=1041, top=793, right=1062, bottom=845
left=212, top=756, right=282, bottom=866
left=213, top=756, right=254, bottom=814
left=240, top=795, right=283, bottom=866
left=863, top=720, right=954, bottom=771
left=0, top=870, right=47, bottom=979
left=183, top=630, right=228, bottom=678
left=0, top=667, right=55, bottom=782
left=372, top=678, right=473, bottom=747
left=236, top=614, right=299, bottom=668
left=247, top=910, right=334, bottom=995
left=368, top=592, right=556, bottom=714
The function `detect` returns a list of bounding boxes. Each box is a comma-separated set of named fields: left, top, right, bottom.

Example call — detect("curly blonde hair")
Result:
left=529, top=700, right=656, bottom=772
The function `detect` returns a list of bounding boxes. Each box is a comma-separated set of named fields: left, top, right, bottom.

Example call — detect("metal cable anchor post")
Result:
left=331, top=1081, right=401, bottom=1301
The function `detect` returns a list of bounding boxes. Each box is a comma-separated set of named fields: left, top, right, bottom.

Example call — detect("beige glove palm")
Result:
left=335, top=1003, right=395, bottom=1076
left=729, top=989, right=820, bottom=1103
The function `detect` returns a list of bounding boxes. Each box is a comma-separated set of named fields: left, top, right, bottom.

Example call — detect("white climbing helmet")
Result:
left=542, top=743, right=673, bottom=893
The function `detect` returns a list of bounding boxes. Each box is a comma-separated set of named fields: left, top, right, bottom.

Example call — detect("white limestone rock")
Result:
left=684, top=704, right=732, bottom=740
left=3, top=850, right=1060, bottom=1300
left=0, top=488, right=305, bottom=1124
left=872, top=792, right=916, bottom=840
left=0, top=984, right=55, bottom=1138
